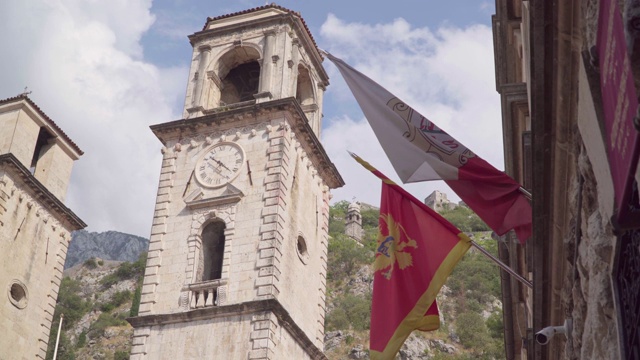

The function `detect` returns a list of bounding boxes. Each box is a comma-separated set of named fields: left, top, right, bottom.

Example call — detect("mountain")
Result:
left=64, top=230, right=149, bottom=269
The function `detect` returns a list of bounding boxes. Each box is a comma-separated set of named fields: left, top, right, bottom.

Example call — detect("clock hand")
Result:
left=213, top=158, right=231, bottom=172
left=207, top=162, right=224, bottom=175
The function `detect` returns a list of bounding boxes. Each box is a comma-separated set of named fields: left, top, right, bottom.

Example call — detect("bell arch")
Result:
left=206, top=46, right=262, bottom=108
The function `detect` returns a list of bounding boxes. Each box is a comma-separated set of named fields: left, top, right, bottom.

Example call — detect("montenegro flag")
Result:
left=352, top=154, right=471, bottom=360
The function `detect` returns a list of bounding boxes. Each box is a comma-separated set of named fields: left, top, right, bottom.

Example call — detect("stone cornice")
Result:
left=150, top=98, right=344, bottom=189
left=127, top=299, right=327, bottom=360
left=0, top=154, right=86, bottom=230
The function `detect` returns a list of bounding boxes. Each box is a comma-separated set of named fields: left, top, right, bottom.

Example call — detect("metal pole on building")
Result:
left=52, top=313, right=64, bottom=360
left=518, top=186, right=532, bottom=200
left=471, top=241, right=533, bottom=289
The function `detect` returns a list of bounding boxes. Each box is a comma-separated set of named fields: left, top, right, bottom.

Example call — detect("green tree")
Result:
left=439, top=206, right=490, bottom=232
left=360, top=208, right=379, bottom=229
left=76, top=331, right=87, bottom=348
left=101, top=252, right=147, bottom=288
left=455, top=311, right=491, bottom=351
left=326, top=233, right=371, bottom=281
left=45, top=318, right=75, bottom=360
left=45, top=277, right=92, bottom=359
left=84, top=257, right=98, bottom=269
left=325, top=293, right=371, bottom=331
left=130, top=283, right=142, bottom=317
left=329, top=200, right=350, bottom=236
left=330, top=200, right=350, bottom=217
left=114, top=351, right=130, bottom=360
left=486, top=310, right=504, bottom=340
left=100, top=290, right=131, bottom=312
left=53, top=278, right=92, bottom=329
left=88, top=313, right=128, bottom=339
left=448, top=249, right=501, bottom=307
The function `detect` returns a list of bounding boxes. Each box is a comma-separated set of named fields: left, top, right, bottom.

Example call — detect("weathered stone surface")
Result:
left=347, top=265, right=373, bottom=297
left=323, top=330, right=345, bottom=352
left=348, top=344, right=368, bottom=359
left=561, top=146, right=619, bottom=360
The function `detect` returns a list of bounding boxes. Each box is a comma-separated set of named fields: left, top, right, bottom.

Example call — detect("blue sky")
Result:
left=0, top=1, right=501, bottom=237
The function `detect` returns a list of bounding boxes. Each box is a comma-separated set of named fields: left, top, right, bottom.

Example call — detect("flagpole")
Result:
left=471, top=241, right=533, bottom=289
left=518, top=187, right=532, bottom=200
left=53, top=313, right=64, bottom=360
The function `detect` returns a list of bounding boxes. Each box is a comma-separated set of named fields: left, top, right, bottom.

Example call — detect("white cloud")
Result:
left=0, top=3, right=500, bottom=236
left=320, top=14, right=502, bottom=207
left=0, top=0, right=187, bottom=237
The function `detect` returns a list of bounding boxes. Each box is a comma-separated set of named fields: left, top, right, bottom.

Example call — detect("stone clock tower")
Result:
left=128, top=5, right=343, bottom=360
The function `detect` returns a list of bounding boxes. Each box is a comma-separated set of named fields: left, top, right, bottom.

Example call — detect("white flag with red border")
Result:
left=326, top=52, right=532, bottom=243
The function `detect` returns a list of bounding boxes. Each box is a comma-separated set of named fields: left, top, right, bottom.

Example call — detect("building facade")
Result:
left=494, top=0, right=640, bottom=359
left=127, top=5, right=343, bottom=359
left=0, top=95, right=85, bottom=359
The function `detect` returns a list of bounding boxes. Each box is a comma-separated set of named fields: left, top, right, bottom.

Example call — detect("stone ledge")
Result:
left=127, top=299, right=327, bottom=360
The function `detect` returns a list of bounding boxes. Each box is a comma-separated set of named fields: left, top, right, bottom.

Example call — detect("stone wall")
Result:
left=0, top=169, right=73, bottom=359
left=561, top=38, right=621, bottom=359
left=424, top=190, right=456, bottom=212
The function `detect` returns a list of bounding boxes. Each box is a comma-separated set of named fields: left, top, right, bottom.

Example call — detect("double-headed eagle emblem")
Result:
left=374, top=213, right=418, bottom=279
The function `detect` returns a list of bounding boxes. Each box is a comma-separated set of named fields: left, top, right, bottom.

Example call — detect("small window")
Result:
left=8, top=280, right=28, bottom=309
left=296, top=235, right=309, bottom=264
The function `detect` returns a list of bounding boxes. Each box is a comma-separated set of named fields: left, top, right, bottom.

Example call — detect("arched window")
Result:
left=201, top=221, right=226, bottom=281
left=208, top=46, right=261, bottom=108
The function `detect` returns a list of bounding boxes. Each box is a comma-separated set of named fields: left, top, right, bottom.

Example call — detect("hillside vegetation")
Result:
left=45, top=201, right=504, bottom=359
left=45, top=255, right=146, bottom=360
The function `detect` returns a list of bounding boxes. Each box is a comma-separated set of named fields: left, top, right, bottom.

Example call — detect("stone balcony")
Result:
left=188, top=279, right=227, bottom=309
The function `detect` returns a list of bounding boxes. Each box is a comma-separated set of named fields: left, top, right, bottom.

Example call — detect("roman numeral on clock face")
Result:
left=197, top=143, right=244, bottom=187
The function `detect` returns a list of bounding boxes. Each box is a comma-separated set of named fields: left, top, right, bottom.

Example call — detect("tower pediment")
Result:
left=183, top=183, right=244, bottom=209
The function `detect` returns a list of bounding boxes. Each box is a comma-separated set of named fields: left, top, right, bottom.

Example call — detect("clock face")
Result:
left=195, top=142, right=245, bottom=188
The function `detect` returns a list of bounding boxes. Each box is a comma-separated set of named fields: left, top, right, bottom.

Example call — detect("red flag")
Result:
left=353, top=154, right=471, bottom=359
left=325, top=52, right=532, bottom=243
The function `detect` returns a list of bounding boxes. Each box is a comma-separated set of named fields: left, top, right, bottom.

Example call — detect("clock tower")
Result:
left=128, top=5, right=343, bottom=360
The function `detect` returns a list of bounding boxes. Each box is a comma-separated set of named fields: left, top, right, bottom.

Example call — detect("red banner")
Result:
left=354, top=155, right=471, bottom=360
left=597, top=0, right=640, bottom=228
